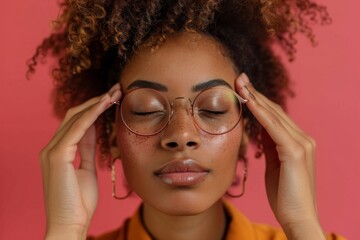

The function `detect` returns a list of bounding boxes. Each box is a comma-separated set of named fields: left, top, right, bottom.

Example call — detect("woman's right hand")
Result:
left=40, top=83, right=121, bottom=240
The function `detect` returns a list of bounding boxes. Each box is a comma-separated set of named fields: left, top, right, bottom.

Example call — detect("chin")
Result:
left=144, top=189, right=223, bottom=216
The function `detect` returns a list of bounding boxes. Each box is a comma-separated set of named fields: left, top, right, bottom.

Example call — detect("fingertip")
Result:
left=109, top=83, right=120, bottom=95
left=235, top=73, right=252, bottom=97
left=235, top=73, right=250, bottom=89
left=108, top=83, right=122, bottom=104
left=98, top=83, right=122, bottom=105
left=110, top=89, right=121, bottom=103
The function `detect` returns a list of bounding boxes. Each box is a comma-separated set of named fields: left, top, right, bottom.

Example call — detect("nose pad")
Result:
left=160, top=99, right=201, bottom=151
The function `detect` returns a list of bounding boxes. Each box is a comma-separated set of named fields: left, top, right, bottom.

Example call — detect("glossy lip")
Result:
left=154, top=158, right=210, bottom=187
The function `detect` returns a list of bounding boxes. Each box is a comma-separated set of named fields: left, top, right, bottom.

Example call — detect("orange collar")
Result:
left=122, top=200, right=260, bottom=240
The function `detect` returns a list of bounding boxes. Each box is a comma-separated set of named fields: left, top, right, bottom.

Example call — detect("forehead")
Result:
left=119, top=32, right=238, bottom=94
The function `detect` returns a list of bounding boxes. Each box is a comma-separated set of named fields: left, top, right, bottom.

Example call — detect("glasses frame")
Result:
left=113, top=86, right=247, bottom=136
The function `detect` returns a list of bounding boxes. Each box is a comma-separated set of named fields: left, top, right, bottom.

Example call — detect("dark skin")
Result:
left=40, top=33, right=324, bottom=240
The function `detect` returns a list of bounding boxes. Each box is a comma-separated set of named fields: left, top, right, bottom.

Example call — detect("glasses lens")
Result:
left=193, top=88, right=242, bottom=134
left=120, top=89, right=170, bottom=135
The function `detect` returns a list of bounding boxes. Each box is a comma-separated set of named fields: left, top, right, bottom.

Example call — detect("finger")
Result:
left=244, top=82, right=316, bottom=174
left=43, top=103, right=96, bottom=154
left=41, top=90, right=120, bottom=214
left=46, top=84, right=121, bottom=151
left=235, top=74, right=302, bottom=137
left=58, top=84, right=120, bottom=130
left=39, top=150, right=50, bottom=218
left=236, top=74, right=317, bottom=191
left=247, top=85, right=304, bottom=135
left=235, top=74, right=315, bottom=174
left=78, top=124, right=97, bottom=173
left=41, top=86, right=120, bottom=196
left=58, top=95, right=104, bottom=130
left=237, top=89, right=293, bottom=150
left=235, top=73, right=308, bottom=149
left=238, top=76, right=316, bottom=179
left=39, top=99, right=101, bottom=207
left=55, top=89, right=121, bottom=163
left=40, top=83, right=120, bottom=224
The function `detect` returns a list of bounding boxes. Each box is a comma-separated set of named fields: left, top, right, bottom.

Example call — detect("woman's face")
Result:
left=116, top=32, right=244, bottom=215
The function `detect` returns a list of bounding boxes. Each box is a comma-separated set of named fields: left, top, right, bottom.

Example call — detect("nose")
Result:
left=160, top=100, right=201, bottom=151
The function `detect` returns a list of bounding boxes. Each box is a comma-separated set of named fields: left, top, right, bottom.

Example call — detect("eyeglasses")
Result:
left=114, top=86, right=247, bottom=136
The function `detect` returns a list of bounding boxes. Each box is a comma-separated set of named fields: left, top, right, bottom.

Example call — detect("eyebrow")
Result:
left=126, top=79, right=232, bottom=92
left=126, top=80, right=168, bottom=91
left=192, top=79, right=232, bottom=92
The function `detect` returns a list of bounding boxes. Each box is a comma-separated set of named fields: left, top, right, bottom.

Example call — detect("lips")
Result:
left=154, top=159, right=210, bottom=187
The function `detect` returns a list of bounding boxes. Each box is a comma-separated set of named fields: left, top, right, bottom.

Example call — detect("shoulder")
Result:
left=223, top=200, right=286, bottom=240
left=248, top=223, right=346, bottom=240
left=251, top=223, right=286, bottom=240
left=87, top=201, right=346, bottom=240
left=86, top=205, right=150, bottom=240
left=223, top=200, right=346, bottom=240
left=86, top=219, right=129, bottom=240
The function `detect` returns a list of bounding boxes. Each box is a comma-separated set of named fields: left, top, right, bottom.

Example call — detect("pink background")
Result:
left=0, top=1, right=359, bottom=239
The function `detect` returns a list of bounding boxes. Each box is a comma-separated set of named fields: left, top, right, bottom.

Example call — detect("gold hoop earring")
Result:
left=111, top=158, right=132, bottom=200
left=226, top=158, right=248, bottom=198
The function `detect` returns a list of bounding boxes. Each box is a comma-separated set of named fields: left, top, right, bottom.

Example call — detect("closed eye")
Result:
left=198, top=110, right=227, bottom=115
left=199, top=109, right=226, bottom=115
left=132, top=111, right=165, bottom=116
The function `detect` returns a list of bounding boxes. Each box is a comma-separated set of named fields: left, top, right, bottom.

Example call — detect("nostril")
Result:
left=166, top=142, right=178, bottom=148
left=186, top=141, right=197, bottom=147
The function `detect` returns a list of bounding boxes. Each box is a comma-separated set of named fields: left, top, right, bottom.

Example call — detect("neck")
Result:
left=142, top=200, right=228, bottom=240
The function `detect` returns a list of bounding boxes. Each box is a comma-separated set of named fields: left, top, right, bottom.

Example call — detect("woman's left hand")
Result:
left=235, top=73, right=325, bottom=240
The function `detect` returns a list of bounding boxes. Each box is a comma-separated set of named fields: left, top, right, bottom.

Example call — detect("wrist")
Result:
left=282, top=220, right=326, bottom=240
left=45, top=224, right=87, bottom=240
left=45, top=233, right=84, bottom=240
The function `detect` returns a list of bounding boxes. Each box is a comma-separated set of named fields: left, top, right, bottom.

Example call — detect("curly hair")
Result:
left=28, top=0, right=331, bottom=167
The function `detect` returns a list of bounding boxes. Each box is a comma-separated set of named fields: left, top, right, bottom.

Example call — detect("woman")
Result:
left=29, top=0, right=345, bottom=239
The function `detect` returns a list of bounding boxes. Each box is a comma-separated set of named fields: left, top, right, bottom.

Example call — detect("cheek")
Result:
left=201, top=125, right=243, bottom=182
left=202, top=125, right=243, bottom=160
left=116, top=122, right=156, bottom=155
left=115, top=124, right=163, bottom=195
left=200, top=125, right=244, bottom=195
left=115, top=124, right=157, bottom=175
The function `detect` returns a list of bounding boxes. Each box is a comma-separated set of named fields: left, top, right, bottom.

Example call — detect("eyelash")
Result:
left=198, top=110, right=226, bottom=115
left=133, top=111, right=165, bottom=116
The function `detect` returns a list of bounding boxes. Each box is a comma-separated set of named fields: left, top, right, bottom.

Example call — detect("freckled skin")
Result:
left=115, top=32, right=244, bottom=216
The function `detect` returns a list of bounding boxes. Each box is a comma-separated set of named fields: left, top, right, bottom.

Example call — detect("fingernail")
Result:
left=237, top=73, right=250, bottom=88
left=244, top=86, right=256, bottom=100
left=236, top=73, right=255, bottom=100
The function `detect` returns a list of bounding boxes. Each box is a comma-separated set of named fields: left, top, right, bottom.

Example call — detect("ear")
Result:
left=109, top=123, right=121, bottom=159
left=239, top=119, right=249, bottom=161
left=239, top=133, right=248, bottom=160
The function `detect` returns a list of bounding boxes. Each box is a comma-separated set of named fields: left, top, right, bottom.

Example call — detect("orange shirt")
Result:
left=87, top=201, right=345, bottom=240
